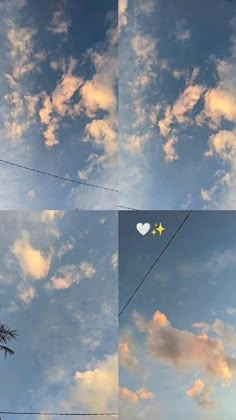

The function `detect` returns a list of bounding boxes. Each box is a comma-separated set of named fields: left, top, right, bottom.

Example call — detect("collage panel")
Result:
left=0, top=0, right=117, bottom=210
left=0, top=211, right=118, bottom=419
left=119, top=210, right=236, bottom=419
left=119, top=0, right=236, bottom=210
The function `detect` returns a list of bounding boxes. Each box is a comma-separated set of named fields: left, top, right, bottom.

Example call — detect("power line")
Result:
left=0, top=411, right=118, bottom=416
left=119, top=211, right=192, bottom=317
left=0, top=159, right=118, bottom=193
left=118, top=205, right=139, bottom=210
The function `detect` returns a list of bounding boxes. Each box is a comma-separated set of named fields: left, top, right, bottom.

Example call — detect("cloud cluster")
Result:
left=119, top=385, right=159, bottom=420
left=186, top=379, right=215, bottom=408
left=159, top=84, right=204, bottom=161
left=131, top=33, right=157, bottom=87
left=46, top=262, right=96, bottom=290
left=133, top=310, right=236, bottom=385
left=120, top=387, right=153, bottom=402
left=39, top=58, right=83, bottom=147
left=198, top=25, right=236, bottom=208
left=63, top=353, right=118, bottom=413
left=48, top=10, right=71, bottom=35
left=78, top=32, right=118, bottom=179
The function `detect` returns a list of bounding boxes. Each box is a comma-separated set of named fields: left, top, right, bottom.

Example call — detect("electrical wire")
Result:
left=119, top=211, right=192, bottom=317
left=0, top=159, right=118, bottom=193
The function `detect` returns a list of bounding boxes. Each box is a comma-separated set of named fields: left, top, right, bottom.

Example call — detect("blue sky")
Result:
left=0, top=0, right=117, bottom=210
left=0, top=211, right=118, bottom=419
left=119, top=0, right=236, bottom=210
left=119, top=211, right=236, bottom=419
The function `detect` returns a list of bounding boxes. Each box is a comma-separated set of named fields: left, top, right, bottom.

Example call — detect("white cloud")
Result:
left=46, top=262, right=96, bottom=290
left=63, top=354, right=118, bottom=413
left=7, top=23, right=37, bottom=79
left=19, top=286, right=36, bottom=304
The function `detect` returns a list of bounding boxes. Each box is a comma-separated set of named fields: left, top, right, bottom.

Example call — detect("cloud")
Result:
left=193, top=318, right=236, bottom=348
left=3, top=90, right=38, bottom=140
left=76, top=22, right=118, bottom=193
left=12, top=231, right=52, bottom=279
left=120, top=387, right=153, bottom=402
left=42, top=118, right=59, bottom=148
left=119, top=0, right=128, bottom=30
left=7, top=300, right=19, bottom=312
left=81, top=78, right=116, bottom=116
left=159, top=85, right=204, bottom=137
left=119, top=330, right=140, bottom=372
left=57, top=241, right=74, bottom=259
left=46, top=262, right=96, bottom=290
left=48, top=10, right=71, bottom=35
left=133, top=310, right=236, bottom=384
left=63, top=354, right=118, bottom=413
left=52, top=69, right=83, bottom=116
left=38, top=60, right=83, bottom=148
left=39, top=95, right=53, bottom=125
left=205, top=130, right=236, bottom=162
left=131, top=34, right=156, bottom=62
left=137, top=0, right=155, bottom=15
left=120, top=385, right=159, bottom=420
left=125, top=134, right=150, bottom=154
left=19, top=286, right=36, bottom=304
left=163, top=136, right=179, bottom=162
left=177, top=247, right=236, bottom=280
left=202, top=130, right=236, bottom=207
left=7, top=23, right=37, bottom=79
left=226, top=307, right=236, bottom=316
left=40, top=210, right=64, bottom=223
left=186, top=379, right=215, bottom=408
left=84, top=118, right=117, bottom=159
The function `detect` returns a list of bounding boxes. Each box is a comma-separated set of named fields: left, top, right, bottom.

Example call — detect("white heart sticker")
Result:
left=136, top=223, right=151, bottom=236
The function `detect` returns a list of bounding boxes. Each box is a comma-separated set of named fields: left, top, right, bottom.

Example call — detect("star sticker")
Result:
left=151, top=229, right=157, bottom=236
left=155, top=223, right=165, bottom=236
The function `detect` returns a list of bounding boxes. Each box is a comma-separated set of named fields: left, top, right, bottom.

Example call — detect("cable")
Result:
left=0, top=159, right=118, bottom=193
left=118, top=205, right=139, bottom=210
left=0, top=412, right=118, bottom=416
left=119, top=211, right=192, bottom=317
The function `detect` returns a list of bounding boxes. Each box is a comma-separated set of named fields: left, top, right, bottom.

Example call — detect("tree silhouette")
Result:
left=0, top=323, right=17, bottom=358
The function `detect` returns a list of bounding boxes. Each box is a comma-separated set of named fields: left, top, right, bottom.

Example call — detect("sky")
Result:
left=0, top=211, right=118, bottom=419
left=119, top=0, right=236, bottom=210
left=0, top=0, right=117, bottom=210
left=119, top=211, right=236, bottom=419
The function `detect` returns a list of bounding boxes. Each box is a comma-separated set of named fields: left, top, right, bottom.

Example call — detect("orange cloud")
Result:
left=12, top=230, right=52, bottom=280
left=186, top=379, right=215, bottom=408
left=133, top=310, right=236, bottom=384
left=119, top=330, right=140, bottom=372
left=120, top=387, right=153, bottom=402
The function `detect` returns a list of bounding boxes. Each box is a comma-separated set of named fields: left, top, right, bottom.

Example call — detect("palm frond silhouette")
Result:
left=0, top=323, right=17, bottom=358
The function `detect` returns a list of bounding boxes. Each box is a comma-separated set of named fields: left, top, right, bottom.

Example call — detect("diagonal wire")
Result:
left=119, top=211, right=192, bottom=317
left=118, top=205, right=139, bottom=210
left=0, top=159, right=118, bottom=193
